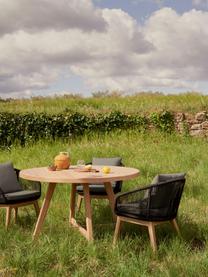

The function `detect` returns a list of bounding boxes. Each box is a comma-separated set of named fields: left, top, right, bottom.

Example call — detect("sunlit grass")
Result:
left=1, top=92, right=208, bottom=114
left=0, top=131, right=208, bottom=276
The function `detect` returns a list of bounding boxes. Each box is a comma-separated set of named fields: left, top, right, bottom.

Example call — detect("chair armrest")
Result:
left=116, top=184, right=152, bottom=199
left=115, top=184, right=153, bottom=207
left=116, top=178, right=186, bottom=206
left=0, top=186, right=7, bottom=202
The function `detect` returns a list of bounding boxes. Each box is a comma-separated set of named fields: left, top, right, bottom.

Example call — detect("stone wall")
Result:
left=175, top=111, right=208, bottom=136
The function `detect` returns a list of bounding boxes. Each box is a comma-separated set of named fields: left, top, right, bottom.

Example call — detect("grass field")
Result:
left=1, top=92, right=208, bottom=114
left=0, top=130, right=208, bottom=276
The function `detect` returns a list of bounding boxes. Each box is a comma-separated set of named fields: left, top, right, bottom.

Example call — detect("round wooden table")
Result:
left=20, top=166, right=139, bottom=241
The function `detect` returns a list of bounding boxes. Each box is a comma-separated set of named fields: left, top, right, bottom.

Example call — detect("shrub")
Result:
left=0, top=111, right=148, bottom=147
left=150, top=110, right=175, bottom=133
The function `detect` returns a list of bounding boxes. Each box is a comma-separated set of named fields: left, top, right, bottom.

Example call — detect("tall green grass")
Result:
left=0, top=131, right=208, bottom=276
left=1, top=92, right=208, bottom=114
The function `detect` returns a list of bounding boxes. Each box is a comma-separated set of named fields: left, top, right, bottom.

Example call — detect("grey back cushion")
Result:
left=0, top=162, right=22, bottom=193
left=92, top=157, right=122, bottom=166
left=151, top=173, right=186, bottom=185
left=145, top=173, right=186, bottom=198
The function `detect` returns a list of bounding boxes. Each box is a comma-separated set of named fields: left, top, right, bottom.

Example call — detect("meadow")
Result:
left=0, top=94, right=208, bottom=276
left=0, top=131, right=208, bottom=276
left=1, top=92, right=208, bottom=114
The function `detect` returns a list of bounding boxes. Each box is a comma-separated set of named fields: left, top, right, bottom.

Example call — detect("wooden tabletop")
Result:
left=20, top=165, right=140, bottom=184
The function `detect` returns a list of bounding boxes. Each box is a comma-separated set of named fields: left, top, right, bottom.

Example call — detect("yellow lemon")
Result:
left=85, top=164, right=92, bottom=170
left=102, top=166, right=111, bottom=174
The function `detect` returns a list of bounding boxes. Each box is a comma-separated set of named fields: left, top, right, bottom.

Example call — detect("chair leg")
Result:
left=14, top=208, right=18, bottom=224
left=170, top=218, right=181, bottom=236
left=113, top=216, right=122, bottom=245
left=148, top=223, right=157, bottom=252
left=6, top=207, right=12, bottom=229
left=34, top=201, right=40, bottom=217
left=77, top=194, right=83, bottom=212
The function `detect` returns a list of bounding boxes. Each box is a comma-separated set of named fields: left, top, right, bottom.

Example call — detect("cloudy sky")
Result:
left=1, top=0, right=208, bottom=98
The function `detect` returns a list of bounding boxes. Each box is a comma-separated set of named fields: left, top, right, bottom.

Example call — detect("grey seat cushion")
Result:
left=2, top=190, right=40, bottom=204
left=0, top=162, right=22, bottom=193
left=76, top=183, right=117, bottom=195
left=151, top=173, right=186, bottom=184
left=77, top=157, right=122, bottom=195
left=117, top=198, right=148, bottom=216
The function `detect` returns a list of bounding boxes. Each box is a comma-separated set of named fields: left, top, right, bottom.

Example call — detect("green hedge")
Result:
left=150, top=110, right=175, bottom=133
left=0, top=110, right=174, bottom=147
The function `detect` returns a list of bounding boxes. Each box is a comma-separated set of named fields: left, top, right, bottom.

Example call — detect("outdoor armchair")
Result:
left=76, top=157, right=123, bottom=211
left=113, top=173, right=186, bottom=251
left=0, top=162, right=41, bottom=229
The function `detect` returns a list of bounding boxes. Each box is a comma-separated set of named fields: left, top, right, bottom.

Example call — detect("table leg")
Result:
left=69, top=183, right=93, bottom=241
left=83, top=184, right=93, bottom=241
left=69, top=184, right=77, bottom=224
left=33, top=183, right=56, bottom=239
left=104, top=182, right=116, bottom=220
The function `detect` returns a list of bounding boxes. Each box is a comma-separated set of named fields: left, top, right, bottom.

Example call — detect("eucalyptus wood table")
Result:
left=20, top=166, right=139, bottom=241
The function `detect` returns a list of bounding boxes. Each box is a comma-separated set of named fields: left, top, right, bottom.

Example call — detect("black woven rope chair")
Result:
left=76, top=157, right=123, bottom=211
left=113, top=173, right=186, bottom=251
left=0, top=162, right=41, bottom=229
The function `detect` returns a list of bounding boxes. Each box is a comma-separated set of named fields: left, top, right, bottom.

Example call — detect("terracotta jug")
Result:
left=54, top=152, right=70, bottom=170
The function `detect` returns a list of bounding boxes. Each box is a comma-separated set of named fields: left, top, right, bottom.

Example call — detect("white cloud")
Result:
left=0, top=0, right=106, bottom=97
left=0, top=1, right=208, bottom=97
left=70, top=7, right=208, bottom=92
left=143, top=8, right=208, bottom=79
left=0, top=0, right=106, bottom=36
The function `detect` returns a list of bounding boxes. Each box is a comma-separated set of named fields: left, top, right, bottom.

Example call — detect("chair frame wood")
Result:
left=0, top=200, right=40, bottom=229
left=113, top=215, right=181, bottom=252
